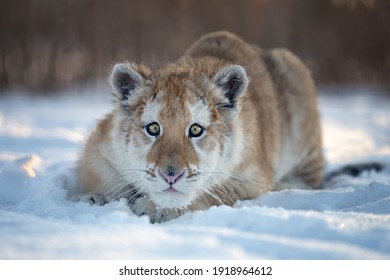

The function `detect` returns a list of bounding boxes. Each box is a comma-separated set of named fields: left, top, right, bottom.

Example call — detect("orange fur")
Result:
left=78, top=31, right=324, bottom=223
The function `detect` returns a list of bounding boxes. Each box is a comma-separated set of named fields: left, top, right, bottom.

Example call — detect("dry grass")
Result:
left=0, top=0, right=389, bottom=93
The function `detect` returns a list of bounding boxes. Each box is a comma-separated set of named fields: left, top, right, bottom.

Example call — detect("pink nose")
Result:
left=158, top=169, right=185, bottom=184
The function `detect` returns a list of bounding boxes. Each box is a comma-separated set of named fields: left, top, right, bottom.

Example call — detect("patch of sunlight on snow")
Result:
left=323, top=122, right=376, bottom=162
left=0, top=154, right=41, bottom=178
left=20, top=155, right=41, bottom=178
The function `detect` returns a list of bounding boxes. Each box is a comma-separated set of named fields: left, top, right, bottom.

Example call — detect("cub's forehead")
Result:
left=141, top=88, right=211, bottom=127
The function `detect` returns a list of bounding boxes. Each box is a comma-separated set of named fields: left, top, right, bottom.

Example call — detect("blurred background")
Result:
left=0, top=0, right=389, bottom=94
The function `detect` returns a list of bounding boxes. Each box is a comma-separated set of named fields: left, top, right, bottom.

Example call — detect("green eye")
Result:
left=189, top=124, right=204, bottom=138
left=146, top=122, right=160, bottom=137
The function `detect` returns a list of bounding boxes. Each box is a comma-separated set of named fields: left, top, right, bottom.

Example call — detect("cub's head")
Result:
left=109, top=60, right=248, bottom=209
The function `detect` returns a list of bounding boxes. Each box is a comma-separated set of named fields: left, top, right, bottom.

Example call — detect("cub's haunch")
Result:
left=78, top=31, right=324, bottom=223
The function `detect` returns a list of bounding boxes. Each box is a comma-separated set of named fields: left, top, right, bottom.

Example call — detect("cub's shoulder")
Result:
left=262, top=48, right=316, bottom=100
left=185, top=31, right=259, bottom=65
left=263, top=49, right=312, bottom=83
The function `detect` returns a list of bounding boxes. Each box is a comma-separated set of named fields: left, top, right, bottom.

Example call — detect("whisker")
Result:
left=109, top=185, right=133, bottom=201
left=213, top=185, right=235, bottom=206
left=192, top=175, right=223, bottom=206
left=200, top=175, right=236, bottom=206
left=204, top=188, right=223, bottom=206
left=102, top=168, right=147, bottom=190
left=108, top=179, right=144, bottom=201
left=100, top=168, right=148, bottom=202
left=126, top=189, right=146, bottom=204
left=103, top=179, right=129, bottom=197
left=114, top=187, right=140, bottom=202
left=200, top=192, right=211, bottom=209
left=124, top=182, right=149, bottom=203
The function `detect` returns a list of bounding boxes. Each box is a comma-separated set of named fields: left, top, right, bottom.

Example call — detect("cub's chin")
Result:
left=149, top=190, right=196, bottom=209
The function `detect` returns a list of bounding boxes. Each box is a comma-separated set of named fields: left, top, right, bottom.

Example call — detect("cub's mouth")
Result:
left=158, top=168, right=185, bottom=194
left=143, top=166, right=202, bottom=208
left=163, top=186, right=179, bottom=193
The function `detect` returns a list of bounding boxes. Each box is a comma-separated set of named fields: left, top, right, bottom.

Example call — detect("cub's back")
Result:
left=263, top=49, right=324, bottom=186
left=186, top=31, right=281, bottom=182
left=187, top=31, right=323, bottom=186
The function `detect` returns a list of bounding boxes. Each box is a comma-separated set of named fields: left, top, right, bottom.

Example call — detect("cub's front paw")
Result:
left=152, top=207, right=184, bottom=223
left=129, top=196, right=185, bottom=223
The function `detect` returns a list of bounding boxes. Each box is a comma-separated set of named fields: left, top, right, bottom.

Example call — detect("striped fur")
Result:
left=78, top=31, right=324, bottom=223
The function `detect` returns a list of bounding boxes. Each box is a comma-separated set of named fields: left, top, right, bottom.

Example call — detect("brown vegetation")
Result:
left=0, top=0, right=389, bottom=92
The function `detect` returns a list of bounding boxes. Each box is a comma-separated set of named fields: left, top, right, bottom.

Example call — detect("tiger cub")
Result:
left=78, top=31, right=324, bottom=223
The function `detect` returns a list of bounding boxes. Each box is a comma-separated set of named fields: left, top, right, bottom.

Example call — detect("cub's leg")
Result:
left=293, top=145, right=324, bottom=188
left=264, top=49, right=324, bottom=188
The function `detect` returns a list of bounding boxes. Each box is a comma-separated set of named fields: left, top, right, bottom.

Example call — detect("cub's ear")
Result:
left=110, top=63, right=150, bottom=102
left=213, top=65, right=248, bottom=109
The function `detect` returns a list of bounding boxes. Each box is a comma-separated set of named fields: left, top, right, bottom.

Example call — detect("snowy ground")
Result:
left=0, top=85, right=389, bottom=259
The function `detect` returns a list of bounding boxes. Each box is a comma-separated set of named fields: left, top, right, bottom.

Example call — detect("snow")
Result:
left=0, top=85, right=389, bottom=259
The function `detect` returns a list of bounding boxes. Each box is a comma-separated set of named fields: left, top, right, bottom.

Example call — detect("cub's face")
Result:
left=109, top=62, right=248, bottom=209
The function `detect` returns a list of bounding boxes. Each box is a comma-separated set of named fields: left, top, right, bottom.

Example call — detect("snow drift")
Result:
left=0, top=85, right=389, bottom=259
